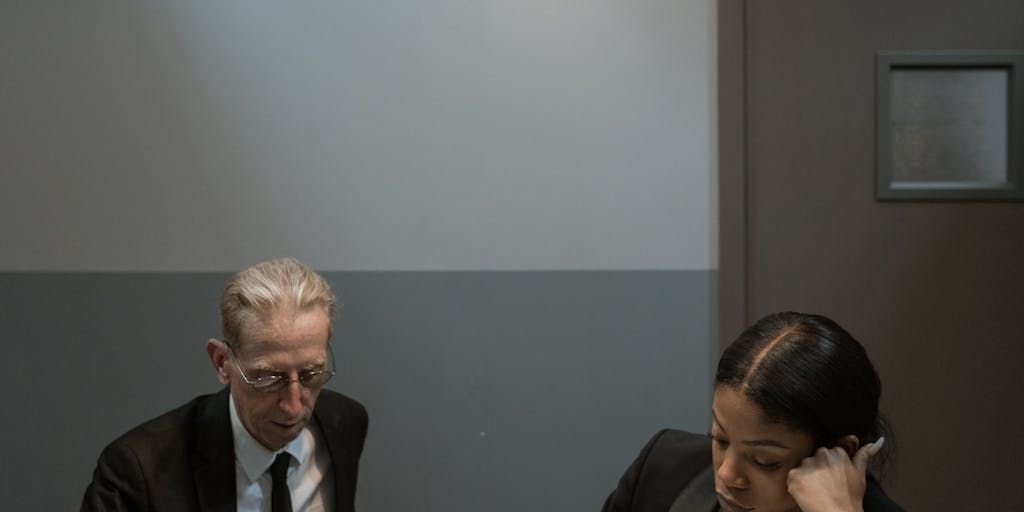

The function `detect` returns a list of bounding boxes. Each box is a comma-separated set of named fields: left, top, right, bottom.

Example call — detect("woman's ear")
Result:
left=836, top=435, right=860, bottom=458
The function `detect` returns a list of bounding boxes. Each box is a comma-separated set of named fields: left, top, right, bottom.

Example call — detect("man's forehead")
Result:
left=238, top=306, right=328, bottom=333
left=232, top=307, right=330, bottom=356
left=234, top=334, right=329, bottom=366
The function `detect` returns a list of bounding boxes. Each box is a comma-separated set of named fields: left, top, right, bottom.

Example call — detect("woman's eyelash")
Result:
left=753, top=460, right=781, bottom=471
left=708, top=431, right=780, bottom=471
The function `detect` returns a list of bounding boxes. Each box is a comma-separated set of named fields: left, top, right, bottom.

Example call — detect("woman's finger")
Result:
left=852, top=436, right=885, bottom=472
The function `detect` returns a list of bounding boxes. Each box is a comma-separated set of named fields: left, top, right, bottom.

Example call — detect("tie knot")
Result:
left=271, top=452, right=291, bottom=481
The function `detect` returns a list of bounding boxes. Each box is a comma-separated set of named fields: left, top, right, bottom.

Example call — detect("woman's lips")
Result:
left=716, top=492, right=753, bottom=512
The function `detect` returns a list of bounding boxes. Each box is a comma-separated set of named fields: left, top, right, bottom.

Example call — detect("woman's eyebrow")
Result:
left=711, top=409, right=789, bottom=448
left=741, top=439, right=789, bottom=449
left=710, top=410, right=726, bottom=434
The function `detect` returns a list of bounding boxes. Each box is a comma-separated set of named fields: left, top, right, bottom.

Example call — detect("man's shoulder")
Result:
left=316, top=389, right=366, bottom=412
left=314, top=389, right=368, bottom=430
left=83, top=390, right=231, bottom=511
left=107, top=390, right=227, bottom=453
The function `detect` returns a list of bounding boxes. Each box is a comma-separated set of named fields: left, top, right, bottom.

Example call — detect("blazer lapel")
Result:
left=193, top=388, right=238, bottom=512
left=313, top=393, right=352, bottom=512
left=668, top=465, right=718, bottom=512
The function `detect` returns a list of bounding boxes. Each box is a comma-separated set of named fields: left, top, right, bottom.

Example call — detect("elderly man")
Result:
left=82, top=257, right=368, bottom=512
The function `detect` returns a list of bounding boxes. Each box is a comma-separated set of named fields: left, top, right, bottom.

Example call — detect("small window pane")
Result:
left=889, top=68, right=1008, bottom=185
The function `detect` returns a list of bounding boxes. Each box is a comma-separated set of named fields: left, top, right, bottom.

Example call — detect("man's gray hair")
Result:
left=220, top=257, right=336, bottom=345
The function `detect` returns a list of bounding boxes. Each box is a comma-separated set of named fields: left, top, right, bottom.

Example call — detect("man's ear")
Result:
left=836, top=435, right=860, bottom=458
left=206, top=338, right=231, bottom=385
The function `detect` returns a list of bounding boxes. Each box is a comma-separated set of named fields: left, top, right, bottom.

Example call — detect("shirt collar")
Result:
left=229, top=392, right=314, bottom=483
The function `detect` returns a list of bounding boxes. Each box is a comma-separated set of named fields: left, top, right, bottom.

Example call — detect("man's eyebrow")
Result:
left=301, top=359, right=328, bottom=371
left=246, top=360, right=278, bottom=372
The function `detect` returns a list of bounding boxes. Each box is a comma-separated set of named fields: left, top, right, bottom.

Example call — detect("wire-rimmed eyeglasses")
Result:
left=225, top=341, right=336, bottom=393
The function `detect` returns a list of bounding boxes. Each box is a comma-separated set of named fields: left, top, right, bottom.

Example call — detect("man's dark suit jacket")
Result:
left=81, top=388, right=368, bottom=512
left=602, top=429, right=904, bottom=512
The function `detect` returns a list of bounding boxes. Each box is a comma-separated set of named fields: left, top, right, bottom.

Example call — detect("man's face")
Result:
left=216, top=307, right=331, bottom=451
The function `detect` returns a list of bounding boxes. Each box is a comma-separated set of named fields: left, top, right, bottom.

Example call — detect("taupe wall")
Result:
left=719, top=1, right=1024, bottom=509
left=0, top=2, right=717, bottom=510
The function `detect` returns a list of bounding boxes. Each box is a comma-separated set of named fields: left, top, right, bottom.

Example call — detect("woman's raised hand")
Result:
left=786, top=437, right=884, bottom=512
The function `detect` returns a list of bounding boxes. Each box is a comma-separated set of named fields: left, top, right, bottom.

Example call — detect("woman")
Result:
left=602, top=312, right=904, bottom=512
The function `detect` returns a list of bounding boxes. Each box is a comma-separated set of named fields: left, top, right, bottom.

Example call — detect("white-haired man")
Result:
left=83, top=257, right=368, bottom=512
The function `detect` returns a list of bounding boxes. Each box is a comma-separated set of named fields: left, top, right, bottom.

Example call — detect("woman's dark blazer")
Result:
left=602, top=429, right=905, bottom=512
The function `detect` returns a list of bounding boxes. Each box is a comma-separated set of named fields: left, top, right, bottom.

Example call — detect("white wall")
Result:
left=1, top=1, right=715, bottom=272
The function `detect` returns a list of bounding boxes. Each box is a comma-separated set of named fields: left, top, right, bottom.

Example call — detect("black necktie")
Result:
left=270, top=452, right=293, bottom=512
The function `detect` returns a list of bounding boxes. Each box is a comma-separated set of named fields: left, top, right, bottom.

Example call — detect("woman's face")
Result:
left=711, top=386, right=816, bottom=512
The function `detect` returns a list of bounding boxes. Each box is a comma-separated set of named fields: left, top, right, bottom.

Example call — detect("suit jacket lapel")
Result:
left=668, top=465, right=718, bottom=512
left=193, top=388, right=238, bottom=512
left=313, top=393, right=352, bottom=512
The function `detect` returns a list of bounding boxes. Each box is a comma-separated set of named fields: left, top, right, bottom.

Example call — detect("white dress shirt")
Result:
left=229, top=394, right=334, bottom=512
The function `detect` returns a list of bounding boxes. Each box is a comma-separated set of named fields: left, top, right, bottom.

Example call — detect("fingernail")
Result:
left=870, top=436, right=886, bottom=453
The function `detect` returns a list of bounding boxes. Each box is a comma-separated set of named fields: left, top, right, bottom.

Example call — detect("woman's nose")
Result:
left=716, top=453, right=749, bottom=489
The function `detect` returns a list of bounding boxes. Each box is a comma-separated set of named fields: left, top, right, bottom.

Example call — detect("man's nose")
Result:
left=277, top=379, right=304, bottom=415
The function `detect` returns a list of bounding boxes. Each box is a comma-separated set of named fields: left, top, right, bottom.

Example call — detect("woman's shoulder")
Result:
left=643, top=429, right=711, bottom=457
left=864, top=476, right=906, bottom=512
left=601, top=429, right=713, bottom=512
left=632, top=429, right=713, bottom=482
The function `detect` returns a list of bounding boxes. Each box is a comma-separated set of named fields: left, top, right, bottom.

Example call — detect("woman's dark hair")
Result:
left=716, top=311, right=893, bottom=476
